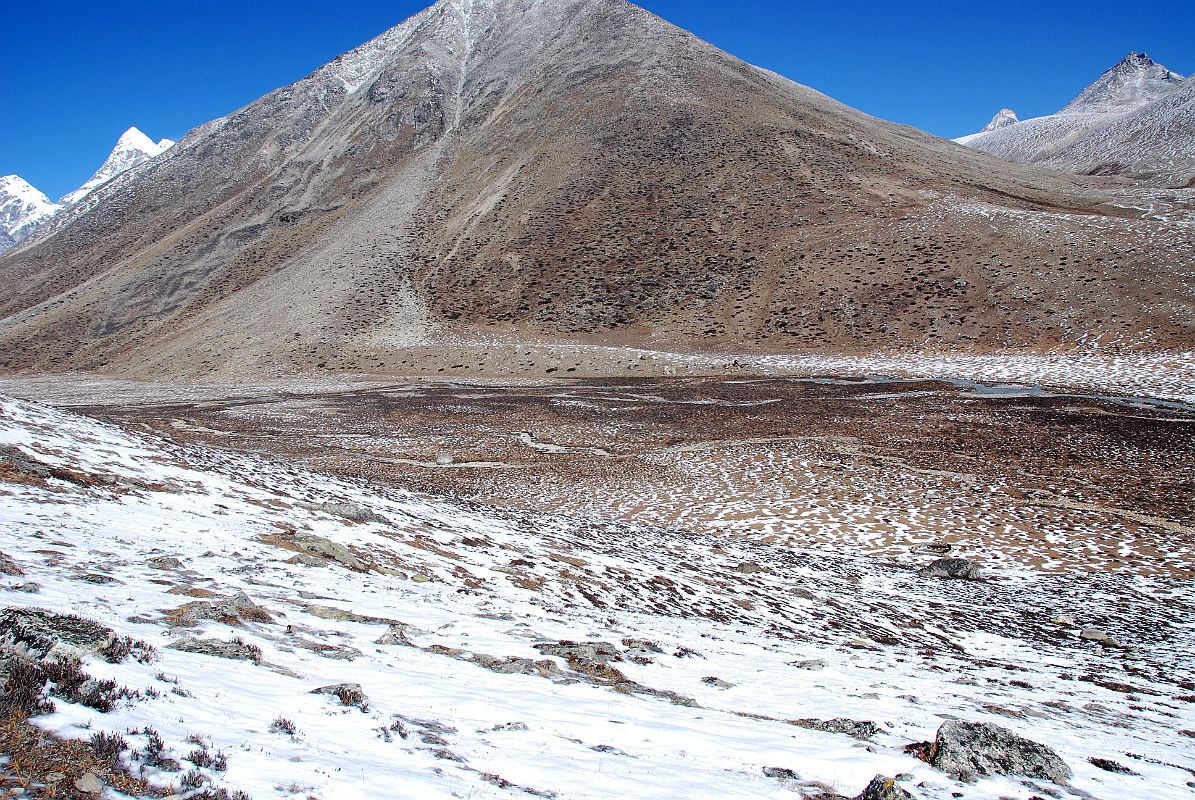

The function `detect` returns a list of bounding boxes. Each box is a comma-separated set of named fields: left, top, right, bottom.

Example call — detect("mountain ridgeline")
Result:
left=0, top=0, right=1191, bottom=379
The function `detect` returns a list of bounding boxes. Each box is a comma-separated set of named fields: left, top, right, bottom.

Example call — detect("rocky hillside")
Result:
left=0, top=1, right=1192, bottom=380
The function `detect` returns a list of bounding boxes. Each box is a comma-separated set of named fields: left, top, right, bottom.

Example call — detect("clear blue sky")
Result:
left=2, top=0, right=1191, bottom=199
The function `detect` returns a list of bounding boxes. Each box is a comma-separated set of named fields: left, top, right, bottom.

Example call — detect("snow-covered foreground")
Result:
left=1, top=396, right=1192, bottom=799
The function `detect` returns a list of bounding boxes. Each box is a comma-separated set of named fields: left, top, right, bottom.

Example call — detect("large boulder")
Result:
left=928, top=720, right=1071, bottom=784
left=0, top=608, right=115, bottom=657
left=918, top=558, right=982, bottom=580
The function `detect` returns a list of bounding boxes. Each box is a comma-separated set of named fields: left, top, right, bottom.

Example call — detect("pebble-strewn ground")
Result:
left=53, top=376, right=1194, bottom=581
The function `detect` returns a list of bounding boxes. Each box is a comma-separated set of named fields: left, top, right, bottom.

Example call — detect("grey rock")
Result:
left=169, top=637, right=261, bottom=662
left=281, top=531, right=367, bottom=572
left=790, top=658, right=828, bottom=670
left=792, top=718, right=882, bottom=740
left=0, top=607, right=115, bottom=657
left=918, top=558, right=983, bottom=580
left=166, top=590, right=274, bottom=627
left=319, top=502, right=393, bottom=527
left=762, top=766, right=800, bottom=781
left=534, top=641, right=622, bottom=666
left=470, top=653, right=562, bottom=677
left=74, top=772, right=103, bottom=795
left=311, top=682, right=369, bottom=709
left=375, top=625, right=415, bottom=646
left=854, top=775, right=915, bottom=800
left=929, top=720, right=1072, bottom=784
left=1079, top=627, right=1120, bottom=646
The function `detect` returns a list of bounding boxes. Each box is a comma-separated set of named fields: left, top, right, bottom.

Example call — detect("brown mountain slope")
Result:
left=0, top=0, right=1191, bottom=379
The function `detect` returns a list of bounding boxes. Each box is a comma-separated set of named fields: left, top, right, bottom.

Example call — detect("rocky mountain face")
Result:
left=0, top=0, right=1191, bottom=379
left=958, top=52, right=1191, bottom=181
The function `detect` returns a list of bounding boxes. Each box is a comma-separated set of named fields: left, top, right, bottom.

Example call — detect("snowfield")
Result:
left=1, top=395, right=1193, bottom=799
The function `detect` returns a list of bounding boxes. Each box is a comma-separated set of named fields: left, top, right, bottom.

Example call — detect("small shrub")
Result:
left=180, top=768, right=208, bottom=790
left=269, top=716, right=297, bottom=736
left=1, top=659, right=56, bottom=717
left=90, top=730, right=129, bottom=765
left=99, top=635, right=157, bottom=665
left=139, top=727, right=182, bottom=773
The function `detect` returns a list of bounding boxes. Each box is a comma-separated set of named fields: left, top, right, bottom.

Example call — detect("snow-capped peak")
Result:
left=981, top=108, right=1019, bottom=132
left=0, top=174, right=61, bottom=250
left=1060, top=51, right=1185, bottom=114
left=58, top=126, right=175, bottom=206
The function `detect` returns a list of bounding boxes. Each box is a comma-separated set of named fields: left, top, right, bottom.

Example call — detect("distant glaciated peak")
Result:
left=1060, top=51, right=1185, bottom=114
left=0, top=175, right=61, bottom=252
left=982, top=108, right=1019, bottom=132
left=58, top=126, right=175, bottom=206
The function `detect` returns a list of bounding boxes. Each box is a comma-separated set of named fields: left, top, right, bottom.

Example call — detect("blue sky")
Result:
left=2, top=0, right=1191, bottom=199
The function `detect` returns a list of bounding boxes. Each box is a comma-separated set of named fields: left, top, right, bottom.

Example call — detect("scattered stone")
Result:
left=319, top=502, right=393, bottom=527
left=918, top=558, right=982, bottom=580
left=701, top=676, right=734, bottom=689
left=169, top=637, right=262, bottom=662
left=74, top=772, right=103, bottom=795
left=792, top=718, right=882, bottom=740
left=76, top=573, right=120, bottom=584
left=790, top=658, right=828, bottom=670
left=854, top=775, right=915, bottom=800
left=1079, top=627, right=1120, bottom=646
left=1088, top=757, right=1138, bottom=775
left=375, top=625, right=415, bottom=646
left=312, top=683, right=369, bottom=710
left=926, top=720, right=1072, bottom=784
left=0, top=551, right=23, bottom=576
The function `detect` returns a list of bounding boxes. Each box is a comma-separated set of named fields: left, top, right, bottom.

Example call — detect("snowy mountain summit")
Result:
left=981, top=108, right=1019, bottom=133
left=956, top=51, right=1191, bottom=182
left=58, top=126, right=175, bottom=206
left=0, top=126, right=173, bottom=253
left=1060, top=51, right=1184, bottom=113
left=0, top=175, right=61, bottom=251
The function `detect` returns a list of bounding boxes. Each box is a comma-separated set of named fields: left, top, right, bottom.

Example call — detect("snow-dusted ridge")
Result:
left=1, top=396, right=1192, bottom=799
left=956, top=52, right=1191, bottom=181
